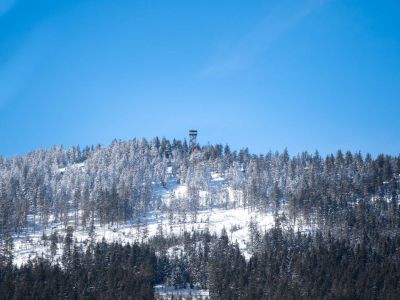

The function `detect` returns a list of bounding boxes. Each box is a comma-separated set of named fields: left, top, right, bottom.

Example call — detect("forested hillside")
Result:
left=1, top=138, right=400, bottom=299
left=1, top=137, right=398, bottom=234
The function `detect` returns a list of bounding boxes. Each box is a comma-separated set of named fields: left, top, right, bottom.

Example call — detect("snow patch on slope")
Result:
left=11, top=172, right=306, bottom=266
left=154, top=285, right=209, bottom=299
left=58, top=162, right=85, bottom=173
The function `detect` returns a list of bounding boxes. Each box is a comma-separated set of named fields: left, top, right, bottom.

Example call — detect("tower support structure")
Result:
left=189, top=129, right=198, bottom=150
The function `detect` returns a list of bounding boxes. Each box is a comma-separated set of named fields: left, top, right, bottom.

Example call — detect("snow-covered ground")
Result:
left=58, top=162, right=85, bottom=173
left=154, top=285, right=209, bottom=300
left=12, top=206, right=277, bottom=265
left=11, top=171, right=307, bottom=265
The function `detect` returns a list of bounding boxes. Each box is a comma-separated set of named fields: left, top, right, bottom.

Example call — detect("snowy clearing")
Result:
left=11, top=174, right=308, bottom=265
left=154, top=285, right=209, bottom=300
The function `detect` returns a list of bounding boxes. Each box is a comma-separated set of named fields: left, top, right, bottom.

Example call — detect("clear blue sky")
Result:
left=0, top=0, right=399, bottom=157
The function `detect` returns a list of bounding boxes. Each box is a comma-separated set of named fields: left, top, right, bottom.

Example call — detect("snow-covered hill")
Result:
left=2, top=140, right=399, bottom=299
left=12, top=169, right=286, bottom=265
left=4, top=138, right=384, bottom=268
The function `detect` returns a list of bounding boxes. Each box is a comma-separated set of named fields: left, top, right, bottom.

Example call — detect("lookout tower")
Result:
left=189, top=129, right=198, bottom=149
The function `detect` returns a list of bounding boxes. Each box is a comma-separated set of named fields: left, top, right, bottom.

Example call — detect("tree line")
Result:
left=0, top=137, right=398, bottom=236
left=1, top=224, right=400, bottom=299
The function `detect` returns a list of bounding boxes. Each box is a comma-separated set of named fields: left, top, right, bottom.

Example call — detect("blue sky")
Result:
left=0, top=0, right=399, bottom=157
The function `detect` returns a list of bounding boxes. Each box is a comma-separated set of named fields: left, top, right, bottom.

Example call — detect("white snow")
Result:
left=58, top=162, right=85, bottom=173
left=166, top=166, right=173, bottom=174
left=154, top=285, right=209, bottom=300
left=10, top=172, right=306, bottom=266
left=174, top=184, right=188, bottom=198
left=210, top=172, right=224, bottom=181
left=11, top=205, right=278, bottom=265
